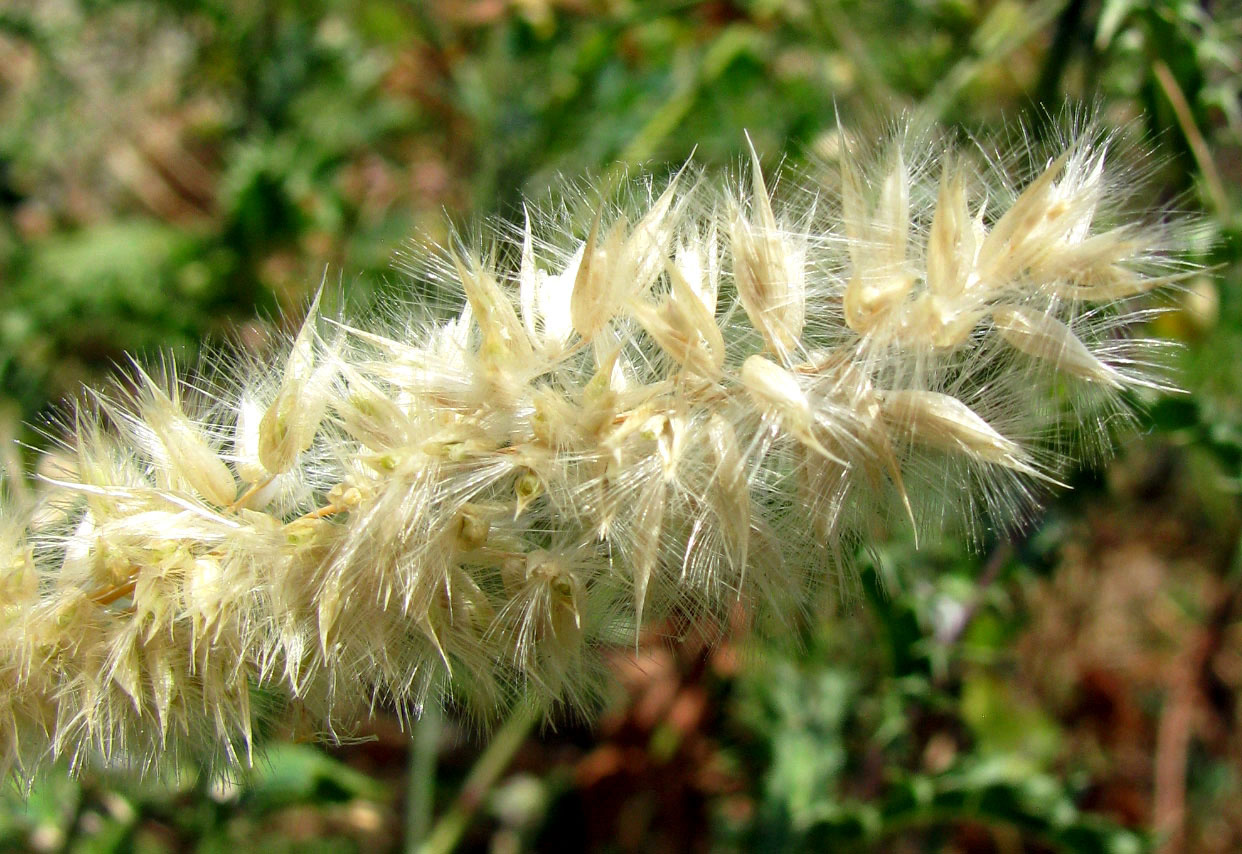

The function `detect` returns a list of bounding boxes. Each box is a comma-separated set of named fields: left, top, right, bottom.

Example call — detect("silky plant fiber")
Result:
left=0, top=115, right=1199, bottom=779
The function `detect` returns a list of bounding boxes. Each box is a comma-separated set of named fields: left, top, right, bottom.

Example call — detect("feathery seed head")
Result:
left=0, top=115, right=1197, bottom=779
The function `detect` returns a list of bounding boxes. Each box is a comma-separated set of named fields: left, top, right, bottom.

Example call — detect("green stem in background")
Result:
left=809, top=0, right=901, bottom=111
left=613, top=25, right=760, bottom=171
left=915, top=0, right=1068, bottom=126
left=1034, top=0, right=1087, bottom=111
left=405, top=701, right=443, bottom=854
left=1152, top=59, right=1230, bottom=218
left=416, top=700, right=543, bottom=854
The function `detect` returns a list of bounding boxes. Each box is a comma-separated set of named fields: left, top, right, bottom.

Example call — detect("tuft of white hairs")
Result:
left=0, top=115, right=1198, bottom=779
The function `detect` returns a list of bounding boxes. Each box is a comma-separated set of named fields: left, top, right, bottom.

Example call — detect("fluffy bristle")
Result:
left=0, top=116, right=1195, bottom=779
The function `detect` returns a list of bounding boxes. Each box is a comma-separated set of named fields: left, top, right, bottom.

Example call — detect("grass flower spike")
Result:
left=0, top=118, right=1193, bottom=779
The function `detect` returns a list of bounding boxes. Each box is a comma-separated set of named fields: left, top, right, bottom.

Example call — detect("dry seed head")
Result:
left=992, top=306, right=1124, bottom=388
left=731, top=144, right=807, bottom=360
left=925, top=160, right=975, bottom=299
left=456, top=254, right=533, bottom=363
left=629, top=258, right=726, bottom=378
left=137, top=378, right=237, bottom=508
left=704, top=414, right=750, bottom=575
left=741, top=355, right=842, bottom=464
left=0, top=115, right=1196, bottom=778
left=880, top=390, right=1041, bottom=477
left=570, top=178, right=682, bottom=342
left=258, top=293, right=334, bottom=475
left=518, top=211, right=577, bottom=354
left=841, top=149, right=917, bottom=334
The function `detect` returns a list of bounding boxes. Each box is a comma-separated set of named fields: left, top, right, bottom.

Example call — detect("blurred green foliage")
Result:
left=2, top=0, right=1241, bottom=852
left=0, top=743, right=391, bottom=853
left=717, top=549, right=1149, bottom=853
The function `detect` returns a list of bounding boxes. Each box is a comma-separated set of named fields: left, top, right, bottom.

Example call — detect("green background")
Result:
left=1, top=1, right=1240, bottom=852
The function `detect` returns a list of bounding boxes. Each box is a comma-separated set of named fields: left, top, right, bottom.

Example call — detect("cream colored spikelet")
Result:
left=0, top=117, right=1193, bottom=779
